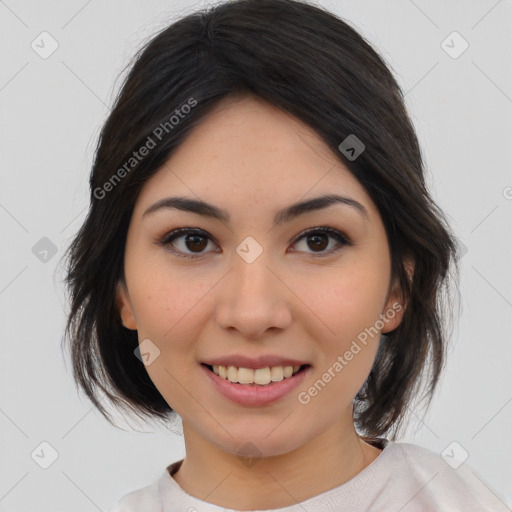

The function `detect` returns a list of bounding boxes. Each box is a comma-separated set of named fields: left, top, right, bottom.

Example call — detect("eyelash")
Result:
left=156, top=226, right=351, bottom=259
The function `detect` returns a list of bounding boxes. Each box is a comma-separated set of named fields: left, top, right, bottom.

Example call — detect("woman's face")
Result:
left=116, top=94, right=405, bottom=458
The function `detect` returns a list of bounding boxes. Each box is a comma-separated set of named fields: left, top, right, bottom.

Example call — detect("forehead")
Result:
left=133, top=94, right=375, bottom=220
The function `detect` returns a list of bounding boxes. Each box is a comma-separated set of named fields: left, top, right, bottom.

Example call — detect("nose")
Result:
left=214, top=250, right=293, bottom=339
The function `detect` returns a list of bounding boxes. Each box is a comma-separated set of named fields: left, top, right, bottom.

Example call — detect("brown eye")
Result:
left=305, top=232, right=329, bottom=252
left=182, top=233, right=208, bottom=252
left=158, top=228, right=217, bottom=258
left=291, top=227, right=350, bottom=257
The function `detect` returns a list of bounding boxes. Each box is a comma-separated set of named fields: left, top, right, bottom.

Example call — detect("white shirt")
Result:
left=109, top=439, right=511, bottom=511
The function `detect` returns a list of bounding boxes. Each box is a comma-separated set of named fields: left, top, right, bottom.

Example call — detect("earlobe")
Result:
left=115, top=281, right=138, bottom=330
left=381, top=298, right=405, bottom=334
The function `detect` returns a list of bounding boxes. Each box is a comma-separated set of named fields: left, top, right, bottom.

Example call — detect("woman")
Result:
left=62, top=0, right=509, bottom=510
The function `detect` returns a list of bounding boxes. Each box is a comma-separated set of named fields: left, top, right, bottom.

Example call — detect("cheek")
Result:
left=132, top=269, right=211, bottom=344
left=127, top=267, right=212, bottom=407
left=333, top=282, right=387, bottom=340
left=302, top=273, right=386, bottom=413
left=293, top=257, right=388, bottom=404
left=296, top=259, right=390, bottom=340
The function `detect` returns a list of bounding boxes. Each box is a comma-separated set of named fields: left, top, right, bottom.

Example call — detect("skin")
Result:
left=116, top=94, right=409, bottom=509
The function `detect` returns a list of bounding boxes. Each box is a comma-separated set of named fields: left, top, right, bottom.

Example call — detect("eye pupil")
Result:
left=308, top=233, right=328, bottom=251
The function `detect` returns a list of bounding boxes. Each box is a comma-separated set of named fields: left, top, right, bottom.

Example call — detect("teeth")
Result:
left=270, top=366, right=284, bottom=382
left=227, top=365, right=238, bottom=382
left=211, top=364, right=303, bottom=385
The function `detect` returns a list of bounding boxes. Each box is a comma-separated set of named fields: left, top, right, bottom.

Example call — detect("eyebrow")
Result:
left=143, top=194, right=369, bottom=226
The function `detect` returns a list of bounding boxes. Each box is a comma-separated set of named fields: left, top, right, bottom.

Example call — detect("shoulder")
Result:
left=378, top=441, right=510, bottom=511
left=108, top=459, right=184, bottom=512
left=108, top=478, right=161, bottom=512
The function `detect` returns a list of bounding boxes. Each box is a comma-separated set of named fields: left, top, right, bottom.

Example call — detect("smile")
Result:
left=200, top=363, right=312, bottom=406
left=205, top=363, right=309, bottom=386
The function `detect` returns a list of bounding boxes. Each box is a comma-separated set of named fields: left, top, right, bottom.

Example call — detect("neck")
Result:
left=172, top=412, right=382, bottom=509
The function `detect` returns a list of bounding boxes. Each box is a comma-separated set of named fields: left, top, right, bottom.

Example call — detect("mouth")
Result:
left=201, top=363, right=311, bottom=386
left=200, top=361, right=313, bottom=406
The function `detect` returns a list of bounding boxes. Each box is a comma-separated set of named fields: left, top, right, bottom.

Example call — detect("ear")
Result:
left=381, top=258, right=414, bottom=334
left=115, top=280, right=138, bottom=330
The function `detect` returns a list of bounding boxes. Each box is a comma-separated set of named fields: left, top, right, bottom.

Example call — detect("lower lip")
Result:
left=200, top=364, right=312, bottom=406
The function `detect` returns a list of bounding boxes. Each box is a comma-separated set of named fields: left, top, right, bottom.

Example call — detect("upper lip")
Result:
left=203, top=355, right=310, bottom=369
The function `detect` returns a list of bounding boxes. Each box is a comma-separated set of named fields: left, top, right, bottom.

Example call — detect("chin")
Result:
left=211, top=427, right=308, bottom=460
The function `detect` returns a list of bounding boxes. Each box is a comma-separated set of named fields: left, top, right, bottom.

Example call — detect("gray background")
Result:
left=1, top=0, right=511, bottom=510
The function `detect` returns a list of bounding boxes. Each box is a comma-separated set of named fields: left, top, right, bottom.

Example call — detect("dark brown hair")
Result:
left=60, top=0, right=460, bottom=440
